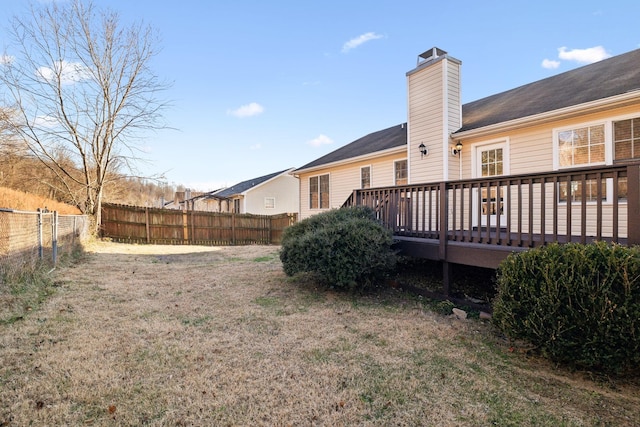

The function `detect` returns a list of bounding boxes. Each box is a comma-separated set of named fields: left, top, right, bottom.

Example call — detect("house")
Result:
left=164, top=189, right=206, bottom=210
left=293, top=123, right=407, bottom=218
left=294, top=47, right=640, bottom=286
left=200, top=168, right=299, bottom=215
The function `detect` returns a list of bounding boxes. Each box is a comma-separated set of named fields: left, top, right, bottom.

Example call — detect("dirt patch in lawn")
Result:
left=1, top=241, right=639, bottom=426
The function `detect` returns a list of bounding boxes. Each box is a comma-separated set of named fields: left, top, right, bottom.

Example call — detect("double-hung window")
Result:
left=309, top=174, right=329, bottom=209
left=614, top=117, right=640, bottom=162
left=612, top=116, right=640, bottom=199
left=394, top=160, right=407, bottom=185
left=558, top=124, right=605, bottom=168
left=264, top=197, right=275, bottom=209
left=556, top=124, right=606, bottom=202
left=361, top=166, right=371, bottom=189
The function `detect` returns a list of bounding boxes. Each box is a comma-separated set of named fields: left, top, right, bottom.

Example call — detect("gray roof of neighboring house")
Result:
left=212, top=168, right=292, bottom=199
left=457, top=47, right=640, bottom=133
left=295, top=123, right=407, bottom=171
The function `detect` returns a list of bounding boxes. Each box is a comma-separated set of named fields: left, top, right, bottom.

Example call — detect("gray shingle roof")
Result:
left=213, top=169, right=291, bottom=198
left=295, top=123, right=407, bottom=171
left=457, top=48, right=640, bottom=133
left=295, top=48, right=640, bottom=170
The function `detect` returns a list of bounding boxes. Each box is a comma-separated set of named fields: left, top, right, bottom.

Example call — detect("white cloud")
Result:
left=36, top=60, right=91, bottom=84
left=0, top=54, right=14, bottom=65
left=250, top=143, right=262, bottom=150
left=227, top=102, right=264, bottom=118
left=557, top=46, right=612, bottom=64
left=34, top=115, right=59, bottom=128
left=307, top=134, right=333, bottom=147
left=342, top=32, right=384, bottom=53
left=541, top=58, right=560, bottom=69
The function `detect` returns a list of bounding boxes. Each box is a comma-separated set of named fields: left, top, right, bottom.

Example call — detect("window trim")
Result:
left=309, top=173, right=330, bottom=210
left=360, top=165, right=371, bottom=189
left=553, top=120, right=611, bottom=171
left=264, top=197, right=275, bottom=209
left=470, top=138, right=510, bottom=178
left=613, top=114, right=640, bottom=163
left=394, top=159, right=408, bottom=186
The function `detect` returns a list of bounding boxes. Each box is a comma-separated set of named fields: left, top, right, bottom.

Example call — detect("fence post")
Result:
left=38, top=209, right=43, bottom=259
left=145, top=207, right=150, bottom=244
left=232, top=213, right=236, bottom=245
left=182, top=209, right=188, bottom=243
left=52, top=211, right=58, bottom=265
left=628, top=163, right=640, bottom=246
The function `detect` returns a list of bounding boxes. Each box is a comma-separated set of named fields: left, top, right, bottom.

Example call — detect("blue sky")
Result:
left=1, top=1, right=639, bottom=191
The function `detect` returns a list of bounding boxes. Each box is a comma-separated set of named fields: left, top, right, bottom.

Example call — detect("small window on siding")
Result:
left=614, top=117, right=640, bottom=162
left=361, top=166, right=371, bottom=189
left=394, top=160, right=407, bottom=185
left=264, top=197, right=275, bottom=209
left=557, top=124, right=605, bottom=167
left=309, top=174, right=329, bottom=209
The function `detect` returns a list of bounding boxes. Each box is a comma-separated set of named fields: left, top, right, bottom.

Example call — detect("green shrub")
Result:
left=492, top=242, right=640, bottom=374
left=279, top=207, right=397, bottom=291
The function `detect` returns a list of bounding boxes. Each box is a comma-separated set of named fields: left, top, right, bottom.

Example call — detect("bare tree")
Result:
left=0, top=0, right=169, bottom=232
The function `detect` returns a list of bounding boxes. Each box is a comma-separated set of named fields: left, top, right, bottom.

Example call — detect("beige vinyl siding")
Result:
left=448, top=104, right=639, bottom=239
left=408, top=62, right=445, bottom=184
left=446, top=61, right=463, bottom=181
left=298, top=152, right=406, bottom=219
left=243, top=174, right=299, bottom=215
left=457, top=104, right=640, bottom=180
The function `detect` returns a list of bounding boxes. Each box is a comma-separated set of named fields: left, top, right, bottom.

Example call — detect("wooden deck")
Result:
left=345, top=163, right=640, bottom=293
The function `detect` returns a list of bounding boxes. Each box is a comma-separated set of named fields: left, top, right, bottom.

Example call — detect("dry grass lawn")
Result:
left=1, top=241, right=639, bottom=426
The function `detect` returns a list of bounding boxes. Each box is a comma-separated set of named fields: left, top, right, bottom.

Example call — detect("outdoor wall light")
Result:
left=418, top=142, right=428, bottom=158
left=451, top=141, right=463, bottom=156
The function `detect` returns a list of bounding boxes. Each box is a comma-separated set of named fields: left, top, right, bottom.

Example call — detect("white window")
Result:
left=557, top=124, right=605, bottom=168
left=614, top=117, right=640, bottom=162
left=555, top=123, right=608, bottom=203
left=361, top=166, right=371, bottom=189
left=309, top=174, right=329, bottom=209
left=264, top=197, right=275, bottom=209
left=394, top=160, right=407, bottom=185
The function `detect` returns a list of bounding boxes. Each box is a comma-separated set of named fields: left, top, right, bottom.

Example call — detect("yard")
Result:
left=1, top=241, right=639, bottom=426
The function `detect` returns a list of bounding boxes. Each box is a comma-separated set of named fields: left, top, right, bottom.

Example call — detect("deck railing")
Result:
left=345, top=163, right=640, bottom=263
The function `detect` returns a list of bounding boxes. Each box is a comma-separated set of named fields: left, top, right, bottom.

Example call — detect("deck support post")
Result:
left=439, top=181, right=451, bottom=295
left=442, top=261, right=452, bottom=296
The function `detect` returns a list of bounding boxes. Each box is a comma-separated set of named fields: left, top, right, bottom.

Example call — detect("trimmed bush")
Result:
left=492, top=242, right=640, bottom=374
left=279, top=206, right=397, bottom=290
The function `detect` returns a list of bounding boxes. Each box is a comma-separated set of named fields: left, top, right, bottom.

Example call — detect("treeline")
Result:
left=0, top=150, right=183, bottom=209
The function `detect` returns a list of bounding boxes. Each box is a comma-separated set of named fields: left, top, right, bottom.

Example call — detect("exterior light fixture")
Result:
left=451, top=141, right=463, bottom=156
left=418, top=142, right=428, bottom=158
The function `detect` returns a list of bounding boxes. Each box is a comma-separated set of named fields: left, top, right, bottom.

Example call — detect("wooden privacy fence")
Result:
left=101, top=203, right=297, bottom=245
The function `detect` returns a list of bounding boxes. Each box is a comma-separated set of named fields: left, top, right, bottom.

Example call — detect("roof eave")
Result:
left=239, top=167, right=296, bottom=196
left=293, top=145, right=406, bottom=176
left=453, top=90, right=640, bottom=140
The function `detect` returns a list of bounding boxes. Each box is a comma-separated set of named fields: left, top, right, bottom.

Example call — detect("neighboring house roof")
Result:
left=295, top=123, right=407, bottom=172
left=457, top=48, right=640, bottom=133
left=212, top=168, right=294, bottom=199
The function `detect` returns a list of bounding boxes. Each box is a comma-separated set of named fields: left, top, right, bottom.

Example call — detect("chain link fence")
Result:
left=0, top=208, right=90, bottom=271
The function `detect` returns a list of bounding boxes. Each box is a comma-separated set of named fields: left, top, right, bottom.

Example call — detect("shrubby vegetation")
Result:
left=492, top=242, right=640, bottom=374
left=279, top=206, right=397, bottom=290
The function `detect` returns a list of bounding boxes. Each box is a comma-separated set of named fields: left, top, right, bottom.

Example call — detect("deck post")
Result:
left=439, top=181, right=450, bottom=295
left=442, top=261, right=452, bottom=296
left=628, top=164, right=640, bottom=246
